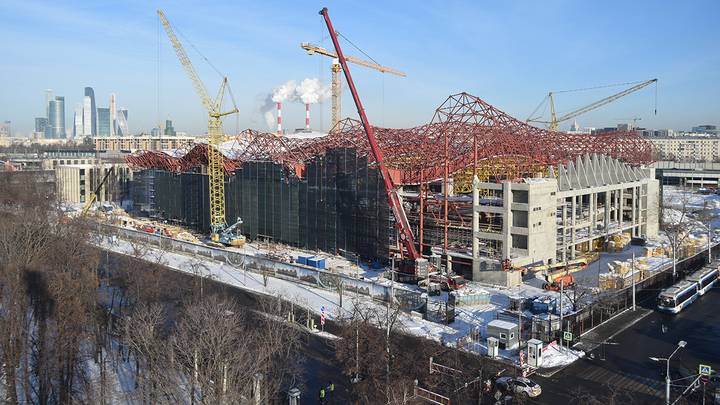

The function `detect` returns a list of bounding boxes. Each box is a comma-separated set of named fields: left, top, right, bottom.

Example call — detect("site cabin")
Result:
left=657, top=280, right=699, bottom=314
left=686, top=265, right=720, bottom=295
left=487, top=320, right=519, bottom=350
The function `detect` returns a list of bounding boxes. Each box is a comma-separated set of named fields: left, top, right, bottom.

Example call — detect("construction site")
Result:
left=28, top=8, right=720, bottom=401
left=118, top=9, right=661, bottom=291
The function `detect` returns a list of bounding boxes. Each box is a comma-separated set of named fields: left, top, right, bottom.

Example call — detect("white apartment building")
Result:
left=650, top=137, right=720, bottom=162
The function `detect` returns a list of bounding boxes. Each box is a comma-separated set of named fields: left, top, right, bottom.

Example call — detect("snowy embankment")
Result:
left=94, top=235, right=585, bottom=369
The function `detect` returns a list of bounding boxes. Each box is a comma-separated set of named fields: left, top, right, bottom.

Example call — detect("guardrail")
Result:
left=95, top=223, right=423, bottom=311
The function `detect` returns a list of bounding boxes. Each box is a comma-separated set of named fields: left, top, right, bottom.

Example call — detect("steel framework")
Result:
left=127, top=92, right=654, bottom=183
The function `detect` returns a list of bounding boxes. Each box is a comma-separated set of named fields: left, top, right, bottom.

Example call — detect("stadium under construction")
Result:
left=126, top=93, right=659, bottom=286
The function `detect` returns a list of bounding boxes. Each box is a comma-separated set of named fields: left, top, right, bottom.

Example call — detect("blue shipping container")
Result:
left=297, top=255, right=312, bottom=265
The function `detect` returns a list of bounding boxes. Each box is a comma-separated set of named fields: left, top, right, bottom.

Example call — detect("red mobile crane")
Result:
left=319, top=8, right=422, bottom=273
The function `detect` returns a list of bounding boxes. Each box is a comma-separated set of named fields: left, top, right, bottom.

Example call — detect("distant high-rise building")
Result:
left=82, top=96, right=93, bottom=136
left=73, top=104, right=82, bottom=138
left=97, top=107, right=111, bottom=136
left=117, top=108, right=129, bottom=136
left=109, top=93, right=117, bottom=136
left=48, top=96, right=66, bottom=138
left=45, top=89, right=53, bottom=121
left=151, top=127, right=162, bottom=137
left=84, top=87, right=97, bottom=136
left=164, top=119, right=176, bottom=136
left=0, top=121, right=11, bottom=138
left=692, top=125, right=719, bottom=136
left=35, top=117, right=48, bottom=135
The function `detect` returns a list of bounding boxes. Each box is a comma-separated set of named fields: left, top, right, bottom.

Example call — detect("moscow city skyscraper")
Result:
left=84, top=86, right=96, bottom=136
left=47, top=96, right=65, bottom=138
left=97, top=107, right=111, bottom=136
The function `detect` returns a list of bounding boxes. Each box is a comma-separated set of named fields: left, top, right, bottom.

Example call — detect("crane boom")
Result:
left=319, top=8, right=420, bottom=264
left=81, top=167, right=114, bottom=217
left=301, top=42, right=406, bottom=128
left=157, top=10, right=214, bottom=113
left=554, top=79, right=657, bottom=126
left=301, top=43, right=407, bottom=76
left=528, top=78, right=657, bottom=131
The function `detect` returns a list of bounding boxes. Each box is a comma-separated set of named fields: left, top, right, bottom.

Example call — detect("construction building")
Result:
left=94, top=135, right=196, bottom=152
left=55, top=162, right=132, bottom=204
left=124, top=93, right=659, bottom=286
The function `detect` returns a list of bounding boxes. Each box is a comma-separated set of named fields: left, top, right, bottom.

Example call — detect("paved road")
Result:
left=531, top=287, right=720, bottom=404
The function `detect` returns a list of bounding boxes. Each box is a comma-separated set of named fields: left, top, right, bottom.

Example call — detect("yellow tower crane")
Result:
left=157, top=10, right=241, bottom=244
left=527, top=78, right=657, bottom=131
left=300, top=42, right=406, bottom=128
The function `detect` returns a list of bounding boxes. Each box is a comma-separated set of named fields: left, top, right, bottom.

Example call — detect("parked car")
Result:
left=495, top=376, right=542, bottom=398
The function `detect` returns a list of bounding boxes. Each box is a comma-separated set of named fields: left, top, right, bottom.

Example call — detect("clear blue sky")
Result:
left=1, top=0, right=718, bottom=135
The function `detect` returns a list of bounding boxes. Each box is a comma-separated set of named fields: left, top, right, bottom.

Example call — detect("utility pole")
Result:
left=559, top=279, right=564, bottom=350
left=632, top=252, right=636, bottom=311
left=650, top=340, right=687, bottom=405
left=386, top=255, right=396, bottom=399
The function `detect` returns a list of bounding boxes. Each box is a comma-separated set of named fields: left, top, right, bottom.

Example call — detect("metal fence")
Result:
left=95, top=223, right=428, bottom=312
left=536, top=243, right=717, bottom=344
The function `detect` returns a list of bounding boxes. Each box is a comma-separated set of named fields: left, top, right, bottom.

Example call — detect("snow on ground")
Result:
left=537, top=342, right=585, bottom=369
left=663, top=186, right=720, bottom=210
left=95, top=235, right=585, bottom=369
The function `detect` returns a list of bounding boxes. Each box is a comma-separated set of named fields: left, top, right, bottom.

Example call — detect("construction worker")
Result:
left=327, top=380, right=334, bottom=401
left=319, top=386, right=326, bottom=404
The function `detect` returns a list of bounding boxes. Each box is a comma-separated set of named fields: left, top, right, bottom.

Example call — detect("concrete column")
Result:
left=619, top=188, right=625, bottom=229
left=502, top=182, right=512, bottom=260
left=604, top=191, right=611, bottom=236
left=632, top=186, right=638, bottom=236
left=570, top=195, right=577, bottom=259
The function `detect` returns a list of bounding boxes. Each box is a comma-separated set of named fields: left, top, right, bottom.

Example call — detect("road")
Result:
left=532, top=287, right=720, bottom=404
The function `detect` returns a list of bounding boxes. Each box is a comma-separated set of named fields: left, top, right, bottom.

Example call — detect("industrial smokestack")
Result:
left=305, top=103, right=310, bottom=130
left=276, top=102, right=282, bottom=135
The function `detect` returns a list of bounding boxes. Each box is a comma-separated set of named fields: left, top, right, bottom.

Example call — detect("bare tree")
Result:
left=661, top=187, right=700, bottom=277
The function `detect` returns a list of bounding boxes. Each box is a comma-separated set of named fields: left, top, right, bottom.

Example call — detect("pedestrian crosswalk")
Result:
left=578, top=365, right=662, bottom=397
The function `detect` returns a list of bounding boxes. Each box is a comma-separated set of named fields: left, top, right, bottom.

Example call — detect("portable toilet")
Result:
left=487, top=337, right=499, bottom=358
left=527, top=339, right=543, bottom=368
left=487, top=320, right=519, bottom=350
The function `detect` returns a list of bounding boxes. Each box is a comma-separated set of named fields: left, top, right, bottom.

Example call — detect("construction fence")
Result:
left=532, top=243, right=717, bottom=344
left=94, top=223, right=442, bottom=318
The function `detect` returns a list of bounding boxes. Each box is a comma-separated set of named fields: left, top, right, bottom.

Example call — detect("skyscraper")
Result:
left=164, top=119, right=176, bottom=136
left=109, top=93, right=117, bottom=136
left=73, top=104, right=83, bottom=138
left=48, top=96, right=66, bottom=138
left=0, top=121, right=11, bottom=138
left=35, top=117, right=48, bottom=135
left=117, top=108, right=129, bottom=136
left=84, top=87, right=97, bottom=136
left=97, top=107, right=111, bottom=136
left=82, top=96, right=92, bottom=136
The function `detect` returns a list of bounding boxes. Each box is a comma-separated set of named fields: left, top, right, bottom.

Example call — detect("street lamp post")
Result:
left=650, top=340, right=687, bottom=405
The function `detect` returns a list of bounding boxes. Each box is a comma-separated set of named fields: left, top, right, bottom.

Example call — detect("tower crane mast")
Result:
left=319, top=8, right=421, bottom=268
left=300, top=42, right=406, bottom=128
left=157, top=9, right=239, bottom=242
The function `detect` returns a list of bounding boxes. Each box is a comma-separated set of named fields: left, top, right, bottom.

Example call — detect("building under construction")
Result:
left=127, top=92, right=659, bottom=285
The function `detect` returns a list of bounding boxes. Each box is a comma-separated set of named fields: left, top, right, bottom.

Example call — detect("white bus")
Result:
left=657, top=280, right=699, bottom=314
left=687, top=265, right=719, bottom=296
